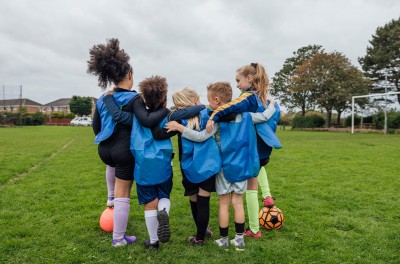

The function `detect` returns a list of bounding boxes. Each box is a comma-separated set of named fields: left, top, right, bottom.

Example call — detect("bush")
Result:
left=292, top=114, right=325, bottom=128
left=65, top=113, right=76, bottom=119
left=0, top=112, right=46, bottom=126
left=32, top=112, right=46, bottom=125
left=388, top=111, right=400, bottom=129
left=372, top=112, right=384, bottom=129
left=370, top=111, right=400, bottom=129
left=345, top=115, right=361, bottom=127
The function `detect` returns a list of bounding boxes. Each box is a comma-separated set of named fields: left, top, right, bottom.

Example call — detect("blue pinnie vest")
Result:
left=180, top=109, right=222, bottom=184
left=254, top=97, right=282, bottom=159
left=130, top=117, right=173, bottom=186
left=219, top=112, right=260, bottom=182
left=94, top=91, right=136, bottom=144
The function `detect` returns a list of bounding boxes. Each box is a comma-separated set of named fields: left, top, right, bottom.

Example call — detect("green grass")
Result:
left=0, top=127, right=399, bottom=263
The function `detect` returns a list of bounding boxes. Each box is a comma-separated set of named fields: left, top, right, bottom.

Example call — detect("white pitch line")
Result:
left=0, top=139, right=74, bottom=190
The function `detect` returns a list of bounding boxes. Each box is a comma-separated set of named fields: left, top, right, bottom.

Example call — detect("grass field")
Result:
left=0, top=126, right=399, bottom=263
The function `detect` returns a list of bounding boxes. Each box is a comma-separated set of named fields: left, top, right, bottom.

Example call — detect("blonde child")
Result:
left=166, top=82, right=263, bottom=250
left=206, top=62, right=282, bottom=238
left=170, top=88, right=220, bottom=245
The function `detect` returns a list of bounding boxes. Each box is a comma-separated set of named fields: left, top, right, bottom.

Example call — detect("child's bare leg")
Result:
left=215, top=193, right=230, bottom=248
left=230, top=193, right=245, bottom=250
left=231, top=193, right=245, bottom=225
left=218, top=194, right=230, bottom=232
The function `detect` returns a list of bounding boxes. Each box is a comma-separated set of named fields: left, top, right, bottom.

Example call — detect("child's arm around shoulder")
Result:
left=209, top=92, right=258, bottom=122
left=251, top=98, right=276, bottom=124
left=103, top=93, right=133, bottom=126
left=165, top=121, right=217, bottom=142
left=169, top=105, right=205, bottom=121
left=206, top=92, right=257, bottom=132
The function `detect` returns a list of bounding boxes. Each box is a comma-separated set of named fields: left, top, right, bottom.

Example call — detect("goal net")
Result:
left=1, top=85, right=22, bottom=112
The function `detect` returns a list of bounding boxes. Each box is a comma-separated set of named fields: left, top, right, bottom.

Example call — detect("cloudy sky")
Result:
left=0, top=0, right=399, bottom=107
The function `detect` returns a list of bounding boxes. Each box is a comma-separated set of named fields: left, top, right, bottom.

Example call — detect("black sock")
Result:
left=190, top=200, right=198, bottom=226
left=196, top=195, right=210, bottom=241
left=219, top=226, right=229, bottom=238
left=235, top=222, right=245, bottom=234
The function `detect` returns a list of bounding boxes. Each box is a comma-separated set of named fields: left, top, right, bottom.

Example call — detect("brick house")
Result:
left=43, top=98, right=72, bottom=115
left=1, top=98, right=42, bottom=113
left=43, top=97, right=98, bottom=116
left=2, top=97, right=98, bottom=116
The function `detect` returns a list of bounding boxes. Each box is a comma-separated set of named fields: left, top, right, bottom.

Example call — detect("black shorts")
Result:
left=98, top=130, right=134, bottom=181
left=181, top=169, right=216, bottom=196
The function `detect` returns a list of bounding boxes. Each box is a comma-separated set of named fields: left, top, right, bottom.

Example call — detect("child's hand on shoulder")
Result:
left=267, top=97, right=275, bottom=106
left=165, top=121, right=183, bottom=133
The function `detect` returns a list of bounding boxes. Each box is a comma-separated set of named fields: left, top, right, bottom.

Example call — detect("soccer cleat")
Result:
left=188, top=236, right=205, bottom=246
left=205, top=225, right=214, bottom=238
left=107, top=197, right=115, bottom=207
left=157, top=208, right=171, bottom=243
left=144, top=240, right=160, bottom=250
left=112, top=235, right=137, bottom=247
left=263, top=196, right=275, bottom=208
left=230, top=235, right=245, bottom=251
left=215, top=237, right=229, bottom=250
left=244, top=227, right=262, bottom=239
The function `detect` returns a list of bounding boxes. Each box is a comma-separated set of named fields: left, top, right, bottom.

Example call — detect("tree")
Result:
left=69, top=96, right=92, bottom=116
left=294, top=52, right=370, bottom=127
left=272, top=44, right=324, bottom=116
left=359, top=17, right=400, bottom=104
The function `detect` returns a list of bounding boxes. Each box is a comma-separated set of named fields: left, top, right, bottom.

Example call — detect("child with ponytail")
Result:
left=206, top=62, right=282, bottom=239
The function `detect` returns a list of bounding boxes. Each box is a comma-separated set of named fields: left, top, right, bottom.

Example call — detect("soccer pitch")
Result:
left=0, top=126, right=399, bottom=263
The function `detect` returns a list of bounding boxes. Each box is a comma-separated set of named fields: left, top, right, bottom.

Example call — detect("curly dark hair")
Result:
left=86, top=38, right=132, bottom=89
left=139, top=76, right=168, bottom=111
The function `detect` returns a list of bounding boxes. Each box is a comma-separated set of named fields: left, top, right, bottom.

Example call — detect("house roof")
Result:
left=44, top=98, right=71, bottom=106
left=2, top=97, right=98, bottom=107
left=2, top=98, right=42, bottom=106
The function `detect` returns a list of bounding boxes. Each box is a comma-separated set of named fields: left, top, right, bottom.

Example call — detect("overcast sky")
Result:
left=0, top=0, right=399, bottom=107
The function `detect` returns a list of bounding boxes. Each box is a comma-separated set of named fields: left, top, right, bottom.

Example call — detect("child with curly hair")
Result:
left=104, top=77, right=205, bottom=249
left=89, top=38, right=168, bottom=247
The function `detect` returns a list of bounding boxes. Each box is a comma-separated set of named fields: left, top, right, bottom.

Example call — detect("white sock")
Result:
left=145, top=210, right=158, bottom=243
left=158, top=198, right=171, bottom=215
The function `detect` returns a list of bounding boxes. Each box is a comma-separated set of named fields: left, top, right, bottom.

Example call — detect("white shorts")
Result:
left=215, top=169, right=247, bottom=195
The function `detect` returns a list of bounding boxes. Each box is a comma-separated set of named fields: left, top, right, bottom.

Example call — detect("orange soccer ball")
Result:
left=99, top=207, right=114, bottom=233
left=259, top=206, right=284, bottom=230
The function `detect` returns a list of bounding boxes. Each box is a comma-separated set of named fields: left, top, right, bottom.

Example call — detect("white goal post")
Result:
left=351, top=91, right=400, bottom=134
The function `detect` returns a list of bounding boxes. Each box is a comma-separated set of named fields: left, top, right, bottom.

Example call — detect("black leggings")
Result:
left=98, top=130, right=134, bottom=181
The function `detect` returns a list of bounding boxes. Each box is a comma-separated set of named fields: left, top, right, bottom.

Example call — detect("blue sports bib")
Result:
left=130, top=117, right=173, bottom=185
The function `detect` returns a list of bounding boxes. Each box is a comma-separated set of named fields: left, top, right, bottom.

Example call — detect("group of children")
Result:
left=88, top=38, right=281, bottom=251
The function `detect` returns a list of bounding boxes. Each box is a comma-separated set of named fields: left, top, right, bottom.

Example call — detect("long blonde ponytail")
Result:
left=237, top=63, right=269, bottom=107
